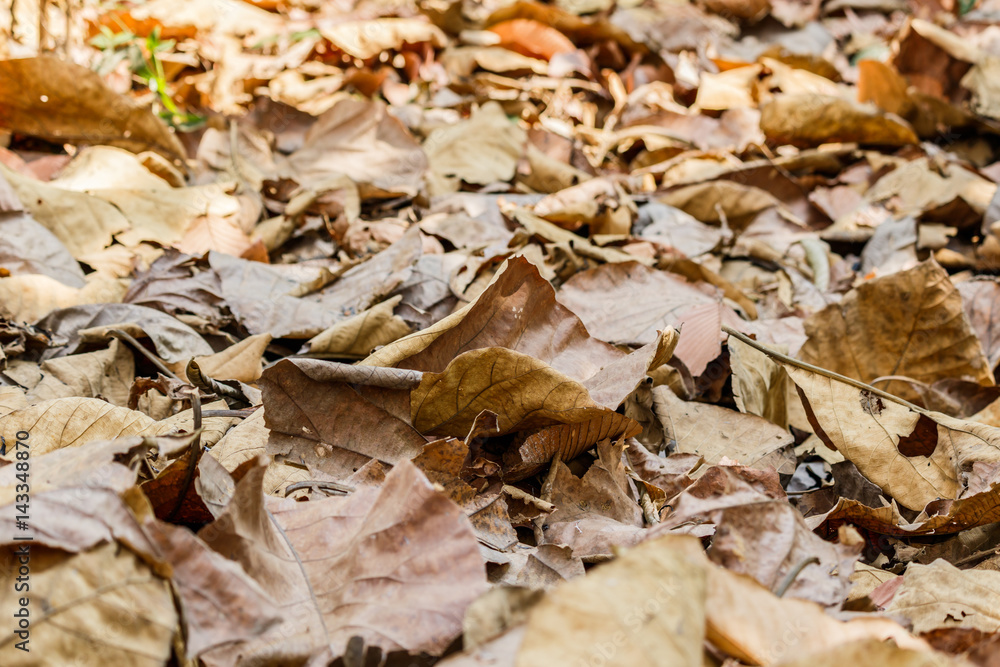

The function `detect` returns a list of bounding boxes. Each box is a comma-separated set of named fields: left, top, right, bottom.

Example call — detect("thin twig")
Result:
left=722, top=326, right=923, bottom=411
left=502, top=484, right=556, bottom=513
left=167, top=391, right=203, bottom=523
left=284, top=480, right=356, bottom=497
left=774, top=556, right=820, bottom=597
left=109, top=328, right=180, bottom=380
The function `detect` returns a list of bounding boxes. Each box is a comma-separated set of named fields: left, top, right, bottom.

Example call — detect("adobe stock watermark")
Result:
left=570, top=574, right=683, bottom=667
left=4, top=430, right=32, bottom=653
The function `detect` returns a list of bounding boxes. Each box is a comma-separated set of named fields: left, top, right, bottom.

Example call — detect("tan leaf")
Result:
left=193, top=333, right=272, bottom=384
left=799, top=261, right=994, bottom=403
left=27, top=339, right=134, bottom=406
left=411, top=347, right=636, bottom=438
left=0, top=55, right=185, bottom=161
left=0, top=163, right=130, bottom=258
left=706, top=549, right=929, bottom=665
left=0, top=398, right=155, bottom=455
left=302, top=295, right=411, bottom=358
left=209, top=408, right=310, bottom=496
left=0, top=272, right=127, bottom=322
left=884, top=560, right=1000, bottom=634
left=318, top=17, right=447, bottom=59
left=729, top=335, right=790, bottom=430
left=0, top=543, right=178, bottom=666
left=425, top=102, right=526, bottom=196
left=652, top=386, right=795, bottom=473
left=760, top=94, right=918, bottom=147
left=515, top=535, right=707, bottom=667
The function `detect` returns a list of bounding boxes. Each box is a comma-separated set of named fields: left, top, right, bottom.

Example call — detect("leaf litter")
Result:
left=3, top=0, right=1000, bottom=665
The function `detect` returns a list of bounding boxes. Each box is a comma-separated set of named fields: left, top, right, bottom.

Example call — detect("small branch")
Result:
left=722, top=326, right=922, bottom=411
left=166, top=391, right=203, bottom=523
left=502, top=484, right=555, bottom=513
left=284, top=479, right=355, bottom=497
left=109, top=328, right=180, bottom=381
left=774, top=556, right=820, bottom=597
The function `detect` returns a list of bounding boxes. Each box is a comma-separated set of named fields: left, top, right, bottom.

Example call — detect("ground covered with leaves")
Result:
left=2, top=0, right=1000, bottom=665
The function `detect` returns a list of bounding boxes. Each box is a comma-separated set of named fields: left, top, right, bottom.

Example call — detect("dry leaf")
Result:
left=198, top=459, right=487, bottom=661
left=799, top=261, right=994, bottom=403
left=0, top=54, right=185, bottom=161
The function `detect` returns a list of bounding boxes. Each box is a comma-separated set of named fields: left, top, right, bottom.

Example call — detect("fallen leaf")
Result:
left=0, top=54, right=185, bottom=161
left=198, top=459, right=487, bottom=661
left=798, top=261, right=994, bottom=403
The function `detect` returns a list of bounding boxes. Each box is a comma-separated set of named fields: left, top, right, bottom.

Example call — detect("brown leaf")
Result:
left=260, top=358, right=426, bottom=480
left=364, top=256, right=624, bottom=383
left=799, top=260, right=994, bottom=403
left=760, top=94, right=919, bottom=147
left=198, top=459, right=487, bottom=662
left=0, top=55, right=185, bottom=161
